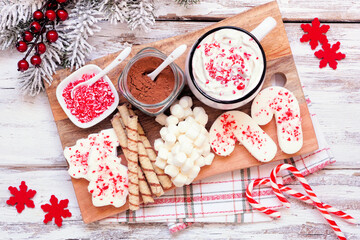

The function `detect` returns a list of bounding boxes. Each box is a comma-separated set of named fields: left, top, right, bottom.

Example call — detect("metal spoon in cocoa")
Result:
left=147, top=44, right=187, bottom=81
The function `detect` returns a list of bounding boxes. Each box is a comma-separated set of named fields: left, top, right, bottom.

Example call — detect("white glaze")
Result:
left=251, top=86, right=303, bottom=154
left=210, top=111, right=277, bottom=162
left=64, top=129, right=119, bottom=180
left=87, top=155, right=128, bottom=208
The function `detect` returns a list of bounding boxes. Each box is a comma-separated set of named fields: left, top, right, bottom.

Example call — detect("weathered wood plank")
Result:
left=152, top=0, right=360, bottom=22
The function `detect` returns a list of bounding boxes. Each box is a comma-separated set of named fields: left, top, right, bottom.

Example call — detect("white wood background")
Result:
left=1, top=0, right=360, bottom=239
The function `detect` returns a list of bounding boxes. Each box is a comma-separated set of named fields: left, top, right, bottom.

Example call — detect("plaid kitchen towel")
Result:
left=100, top=95, right=335, bottom=233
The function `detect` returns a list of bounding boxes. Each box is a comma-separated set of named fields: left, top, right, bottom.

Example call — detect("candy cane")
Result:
left=246, top=178, right=281, bottom=218
left=246, top=178, right=355, bottom=224
left=270, top=164, right=347, bottom=240
left=278, top=184, right=356, bottom=225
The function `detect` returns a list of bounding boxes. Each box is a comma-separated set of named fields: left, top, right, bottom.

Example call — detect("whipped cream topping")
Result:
left=192, top=29, right=264, bottom=101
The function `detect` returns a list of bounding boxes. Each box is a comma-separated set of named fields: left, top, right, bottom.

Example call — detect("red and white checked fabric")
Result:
left=100, top=95, right=336, bottom=233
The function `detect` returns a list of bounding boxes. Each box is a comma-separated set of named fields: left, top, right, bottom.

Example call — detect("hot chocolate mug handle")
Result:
left=250, top=17, right=277, bottom=42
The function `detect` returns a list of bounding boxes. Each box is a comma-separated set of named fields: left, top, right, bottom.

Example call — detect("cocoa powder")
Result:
left=127, top=56, right=175, bottom=104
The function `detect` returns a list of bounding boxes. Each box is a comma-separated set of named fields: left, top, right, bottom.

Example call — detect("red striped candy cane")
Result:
left=246, top=178, right=356, bottom=225
left=270, top=164, right=347, bottom=240
left=246, top=178, right=281, bottom=218
left=278, top=184, right=356, bottom=225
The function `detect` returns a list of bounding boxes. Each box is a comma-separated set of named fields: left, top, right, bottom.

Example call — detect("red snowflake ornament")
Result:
left=300, top=18, right=330, bottom=50
left=41, top=195, right=72, bottom=227
left=314, top=41, right=346, bottom=70
left=7, top=181, right=36, bottom=213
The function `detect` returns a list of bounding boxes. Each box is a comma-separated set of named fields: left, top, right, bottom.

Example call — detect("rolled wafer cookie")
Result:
left=137, top=167, right=154, bottom=204
left=111, top=114, right=155, bottom=204
left=128, top=108, right=173, bottom=190
left=111, top=114, right=128, bottom=155
left=138, top=141, right=164, bottom=196
left=126, top=115, right=140, bottom=211
left=118, top=104, right=131, bottom=128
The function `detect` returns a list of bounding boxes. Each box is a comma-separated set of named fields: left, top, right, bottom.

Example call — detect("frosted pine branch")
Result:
left=0, top=0, right=43, bottom=29
left=19, top=36, right=66, bottom=96
left=62, top=0, right=101, bottom=70
left=98, top=0, right=129, bottom=24
left=0, top=25, right=22, bottom=50
left=174, top=0, right=200, bottom=6
left=128, top=0, right=155, bottom=31
left=0, top=0, right=43, bottom=50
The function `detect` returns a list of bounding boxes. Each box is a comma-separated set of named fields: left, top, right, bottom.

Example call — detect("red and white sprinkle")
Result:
left=62, top=73, right=115, bottom=123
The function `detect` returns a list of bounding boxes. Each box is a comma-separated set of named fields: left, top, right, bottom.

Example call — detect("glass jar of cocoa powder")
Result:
left=118, top=47, right=185, bottom=116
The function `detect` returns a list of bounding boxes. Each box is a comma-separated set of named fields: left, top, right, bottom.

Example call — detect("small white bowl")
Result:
left=56, top=64, right=119, bottom=129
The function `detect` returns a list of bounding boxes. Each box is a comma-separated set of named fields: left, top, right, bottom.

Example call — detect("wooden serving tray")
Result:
left=45, top=1, right=318, bottom=223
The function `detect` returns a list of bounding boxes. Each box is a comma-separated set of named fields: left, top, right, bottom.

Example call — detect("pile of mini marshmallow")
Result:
left=154, top=96, right=215, bottom=187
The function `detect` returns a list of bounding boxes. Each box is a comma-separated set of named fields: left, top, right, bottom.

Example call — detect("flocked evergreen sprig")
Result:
left=61, top=0, right=101, bottom=70
left=98, top=0, right=129, bottom=24
left=0, top=0, right=200, bottom=96
left=175, top=0, right=200, bottom=6
left=0, top=1, right=43, bottom=50
left=19, top=36, right=66, bottom=95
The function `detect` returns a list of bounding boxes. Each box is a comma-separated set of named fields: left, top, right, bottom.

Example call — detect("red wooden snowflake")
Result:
left=6, top=181, right=36, bottom=213
left=41, top=195, right=72, bottom=227
left=315, top=42, right=346, bottom=70
left=300, top=18, right=330, bottom=50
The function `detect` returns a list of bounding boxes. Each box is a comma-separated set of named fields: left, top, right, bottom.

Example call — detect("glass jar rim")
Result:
left=119, top=48, right=180, bottom=108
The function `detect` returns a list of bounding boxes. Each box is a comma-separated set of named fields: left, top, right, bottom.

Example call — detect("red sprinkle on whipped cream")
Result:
left=192, top=29, right=264, bottom=101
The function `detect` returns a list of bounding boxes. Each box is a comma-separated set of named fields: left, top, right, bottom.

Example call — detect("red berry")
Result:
left=47, top=2, right=58, bottom=10
left=22, top=31, right=34, bottom=42
left=18, top=59, right=29, bottom=71
left=33, top=10, right=44, bottom=20
left=56, top=9, right=68, bottom=21
left=30, top=55, right=42, bottom=66
left=16, top=41, right=28, bottom=52
left=36, top=42, right=47, bottom=54
left=30, top=21, right=42, bottom=33
left=56, top=0, right=67, bottom=3
left=46, top=30, right=58, bottom=43
left=45, top=10, right=56, bottom=21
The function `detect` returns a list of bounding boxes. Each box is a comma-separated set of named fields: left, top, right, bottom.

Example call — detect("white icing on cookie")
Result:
left=251, top=86, right=303, bottom=154
left=64, top=128, right=119, bottom=180
left=64, top=136, right=98, bottom=180
left=210, top=111, right=277, bottom=162
left=87, top=155, right=128, bottom=208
